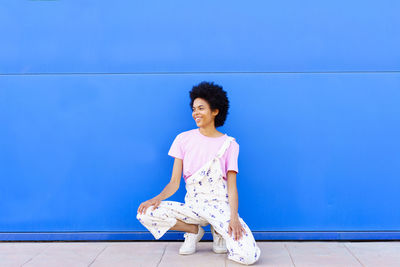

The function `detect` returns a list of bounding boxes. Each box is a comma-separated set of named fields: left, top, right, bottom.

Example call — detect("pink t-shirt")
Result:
left=168, top=128, right=239, bottom=182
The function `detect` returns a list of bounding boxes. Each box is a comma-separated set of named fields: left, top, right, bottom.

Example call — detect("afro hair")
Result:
left=189, top=81, right=230, bottom=128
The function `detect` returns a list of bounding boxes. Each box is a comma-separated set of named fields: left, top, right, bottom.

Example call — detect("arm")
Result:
left=154, top=157, right=183, bottom=200
left=227, top=170, right=239, bottom=219
left=227, top=170, right=246, bottom=240
left=137, top=158, right=183, bottom=214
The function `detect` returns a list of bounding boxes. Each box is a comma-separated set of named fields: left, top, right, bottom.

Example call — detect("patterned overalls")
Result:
left=137, top=136, right=261, bottom=265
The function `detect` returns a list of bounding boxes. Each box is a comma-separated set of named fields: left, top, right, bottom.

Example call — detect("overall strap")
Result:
left=215, top=136, right=235, bottom=159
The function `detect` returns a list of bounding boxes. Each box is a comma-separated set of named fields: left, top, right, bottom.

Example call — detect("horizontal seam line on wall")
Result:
left=1, top=231, right=400, bottom=233
left=1, top=71, right=400, bottom=76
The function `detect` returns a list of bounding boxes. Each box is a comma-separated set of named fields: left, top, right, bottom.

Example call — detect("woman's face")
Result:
left=192, top=98, right=219, bottom=128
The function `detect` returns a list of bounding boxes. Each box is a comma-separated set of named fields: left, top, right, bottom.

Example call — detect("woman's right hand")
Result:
left=137, top=197, right=162, bottom=215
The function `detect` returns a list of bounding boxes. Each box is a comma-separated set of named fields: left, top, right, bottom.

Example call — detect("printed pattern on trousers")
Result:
left=137, top=136, right=261, bottom=265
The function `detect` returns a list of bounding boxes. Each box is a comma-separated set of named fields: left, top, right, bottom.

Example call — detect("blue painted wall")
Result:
left=1, top=0, right=399, bottom=240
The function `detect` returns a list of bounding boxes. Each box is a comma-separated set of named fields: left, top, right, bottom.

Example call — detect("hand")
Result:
left=228, top=216, right=246, bottom=241
left=137, top=197, right=162, bottom=215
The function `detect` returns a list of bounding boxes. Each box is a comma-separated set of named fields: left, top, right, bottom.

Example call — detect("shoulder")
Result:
left=227, top=135, right=239, bottom=150
left=231, top=139, right=239, bottom=150
left=177, top=128, right=197, bottom=137
left=226, top=133, right=239, bottom=144
left=173, top=128, right=197, bottom=141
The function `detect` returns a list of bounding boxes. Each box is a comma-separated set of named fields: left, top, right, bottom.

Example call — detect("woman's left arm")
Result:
left=227, top=170, right=246, bottom=241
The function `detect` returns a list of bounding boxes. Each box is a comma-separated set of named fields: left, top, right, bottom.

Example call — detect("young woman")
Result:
left=137, top=82, right=260, bottom=265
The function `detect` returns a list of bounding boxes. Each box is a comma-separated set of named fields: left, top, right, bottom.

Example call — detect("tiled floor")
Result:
left=1, top=241, right=399, bottom=267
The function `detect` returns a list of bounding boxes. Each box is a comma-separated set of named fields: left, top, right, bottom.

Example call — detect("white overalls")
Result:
left=137, top=136, right=261, bottom=265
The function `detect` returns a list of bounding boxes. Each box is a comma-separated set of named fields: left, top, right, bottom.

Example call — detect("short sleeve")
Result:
left=168, top=133, right=184, bottom=159
left=225, top=140, right=239, bottom=173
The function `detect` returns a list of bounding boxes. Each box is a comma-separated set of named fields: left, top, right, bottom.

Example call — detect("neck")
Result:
left=199, top=124, right=222, bottom=137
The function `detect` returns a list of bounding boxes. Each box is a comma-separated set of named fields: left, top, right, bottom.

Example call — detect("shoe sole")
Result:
left=213, top=247, right=228, bottom=254
left=179, top=250, right=196, bottom=255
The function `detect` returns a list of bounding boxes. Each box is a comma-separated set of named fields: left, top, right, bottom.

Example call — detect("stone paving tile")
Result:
left=23, top=242, right=106, bottom=267
left=1, top=241, right=400, bottom=267
left=344, top=242, right=400, bottom=267
left=285, top=242, right=362, bottom=267
left=228, top=242, right=294, bottom=267
left=90, top=242, right=166, bottom=267
left=158, top=242, right=226, bottom=267
left=0, top=242, right=51, bottom=267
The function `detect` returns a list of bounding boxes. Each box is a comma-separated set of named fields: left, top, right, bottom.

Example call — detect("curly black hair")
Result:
left=189, top=81, right=230, bottom=128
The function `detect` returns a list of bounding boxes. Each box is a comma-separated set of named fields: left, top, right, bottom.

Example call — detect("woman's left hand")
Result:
left=228, top=216, right=246, bottom=241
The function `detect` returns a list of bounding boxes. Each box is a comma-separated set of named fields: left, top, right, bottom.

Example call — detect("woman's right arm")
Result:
left=137, top=158, right=183, bottom=214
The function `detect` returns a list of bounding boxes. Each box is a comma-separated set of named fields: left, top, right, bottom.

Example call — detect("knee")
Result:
left=245, top=247, right=261, bottom=265
left=136, top=211, right=146, bottom=222
left=242, top=251, right=259, bottom=265
left=229, top=247, right=260, bottom=265
left=136, top=205, right=162, bottom=221
left=245, top=251, right=260, bottom=265
left=136, top=207, right=152, bottom=221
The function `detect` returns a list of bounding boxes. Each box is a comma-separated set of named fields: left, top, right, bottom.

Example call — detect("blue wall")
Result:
left=1, top=1, right=399, bottom=240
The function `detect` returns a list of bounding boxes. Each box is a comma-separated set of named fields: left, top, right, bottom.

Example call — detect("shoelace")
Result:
left=183, top=231, right=196, bottom=242
left=183, top=232, right=190, bottom=240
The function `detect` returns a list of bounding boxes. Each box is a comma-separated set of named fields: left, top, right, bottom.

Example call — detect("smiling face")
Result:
left=192, top=98, right=219, bottom=128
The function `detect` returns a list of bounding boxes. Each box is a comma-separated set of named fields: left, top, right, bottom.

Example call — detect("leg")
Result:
left=201, top=205, right=260, bottom=265
left=170, top=219, right=199, bottom=234
left=226, top=217, right=261, bottom=265
left=136, top=200, right=208, bottom=239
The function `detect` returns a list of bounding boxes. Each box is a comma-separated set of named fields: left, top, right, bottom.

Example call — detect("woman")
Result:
left=137, top=82, right=260, bottom=265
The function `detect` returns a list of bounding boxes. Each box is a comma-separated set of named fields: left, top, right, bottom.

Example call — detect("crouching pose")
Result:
left=137, top=82, right=261, bottom=265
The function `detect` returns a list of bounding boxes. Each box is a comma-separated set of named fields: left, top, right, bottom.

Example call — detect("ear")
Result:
left=212, top=109, right=219, bottom=117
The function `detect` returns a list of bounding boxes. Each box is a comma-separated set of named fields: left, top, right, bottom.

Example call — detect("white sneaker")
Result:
left=211, top=225, right=227, bottom=253
left=179, top=225, right=205, bottom=255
